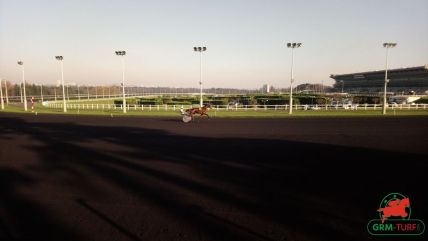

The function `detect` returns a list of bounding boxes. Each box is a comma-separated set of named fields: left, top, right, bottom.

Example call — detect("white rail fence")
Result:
left=44, top=103, right=428, bottom=111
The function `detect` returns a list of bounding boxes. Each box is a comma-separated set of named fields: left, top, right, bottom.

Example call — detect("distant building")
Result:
left=262, top=84, right=271, bottom=93
left=330, top=65, right=428, bottom=94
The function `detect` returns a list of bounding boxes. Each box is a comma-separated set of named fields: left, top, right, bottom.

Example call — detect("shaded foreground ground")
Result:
left=0, top=113, right=427, bottom=241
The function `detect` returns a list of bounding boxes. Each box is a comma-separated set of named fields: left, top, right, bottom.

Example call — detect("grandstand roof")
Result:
left=330, top=65, right=428, bottom=79
left=330, top=65, right=428, bottom=94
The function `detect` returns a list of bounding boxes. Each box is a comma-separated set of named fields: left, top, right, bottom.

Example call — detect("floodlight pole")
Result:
left=4, top=79, right=8, bottom=104
left=382, top=43, right=396, bottom=115
left=287, top=43, right=302, bottom=114
left=40, top=84, right=44, bottom=102
left=115, top=51, right=127, bottom=113
left=17, top=61, right=27, bottom=111
left=66, top=85, right=69, bottom=101
left=194, top=46, right=207, bottom=107
left=289, top=47, right=294, bottom=114
left=55, top=56, right=66, bottom=112
left=121, top=55, right=126, bottom=113
left=199, top=51, right=202, bottom=107
left=0, top=78, right=4, bottom=110
left=19, top=81, right=23, bottom=103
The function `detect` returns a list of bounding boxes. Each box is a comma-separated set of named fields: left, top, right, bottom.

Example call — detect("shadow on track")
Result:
left=0, top=115, right=427, bottom=241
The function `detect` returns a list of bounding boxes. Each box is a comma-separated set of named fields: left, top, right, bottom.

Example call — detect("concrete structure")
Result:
left=330, top=65, right=428, bottom=94
left=262, top=84, right=271, bottom=93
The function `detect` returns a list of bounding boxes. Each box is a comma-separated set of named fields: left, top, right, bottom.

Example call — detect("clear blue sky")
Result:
left=1, top=0, right=427, bottom=88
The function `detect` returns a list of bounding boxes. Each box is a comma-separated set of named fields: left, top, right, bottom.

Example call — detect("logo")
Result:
left=367, top=193, right=425, bottom=236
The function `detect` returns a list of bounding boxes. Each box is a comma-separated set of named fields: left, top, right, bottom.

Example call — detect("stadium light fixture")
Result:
left=17, top=61, right=28, bottom=111
left=55, top=56, right=67, bottom=112
left=382, top=42, right=397, bottom=115
left=286, top=42, right=302, bottom=114
left=115, top=50, right=127, bottom=113
left=194, top=46, right=207, bottom=107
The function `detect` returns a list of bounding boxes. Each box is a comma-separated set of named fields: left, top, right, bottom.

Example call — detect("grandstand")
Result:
left=330, top=65, right=428, bottom=94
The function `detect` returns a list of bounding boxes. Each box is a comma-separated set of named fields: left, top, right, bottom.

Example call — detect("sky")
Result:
left=0, top=0, right=427, bottom=88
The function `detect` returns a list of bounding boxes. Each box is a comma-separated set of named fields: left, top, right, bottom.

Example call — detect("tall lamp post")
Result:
left=66, top=84, right=70, bottom=101
left=55, top=56, right=66, bottom=112
left=115, top=50, right=127, bottom=113
left=17, top=61, right=27, bottom=111
left=194, top=46, right=207, bottom=107
left=19, top=82, right=23, bottom=103
left=286, top=43, right=302, bottom=114
left=3, top=79, right=8, bottom=104
left=382, top=42, right=397, bottom=115
left=0, top=78, right=4, bottom=110
left=40, top=84, right=44, bottom=102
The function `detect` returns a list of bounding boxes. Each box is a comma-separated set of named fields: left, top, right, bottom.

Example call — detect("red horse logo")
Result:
left=377, top=197, right=410, bottom=223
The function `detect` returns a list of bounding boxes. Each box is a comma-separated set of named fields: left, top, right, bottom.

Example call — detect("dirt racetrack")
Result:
left=1, top=113, right=427, bottom=241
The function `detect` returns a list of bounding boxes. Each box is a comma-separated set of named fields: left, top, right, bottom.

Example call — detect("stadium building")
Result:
left=330, top=65, right=428, bottom=94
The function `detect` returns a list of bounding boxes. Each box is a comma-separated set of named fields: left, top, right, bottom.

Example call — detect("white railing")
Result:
left=44, top=103, right=428, bottom=111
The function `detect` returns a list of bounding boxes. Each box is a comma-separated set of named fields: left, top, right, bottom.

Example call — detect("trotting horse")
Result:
left=185, top=103, right=211, bottom=120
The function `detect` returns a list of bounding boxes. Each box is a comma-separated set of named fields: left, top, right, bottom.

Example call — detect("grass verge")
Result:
left=1, top=104, right=428, bottom=118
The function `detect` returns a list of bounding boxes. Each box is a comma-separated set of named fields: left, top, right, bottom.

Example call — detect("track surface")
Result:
left=1, top=113, right=427, bottom=241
